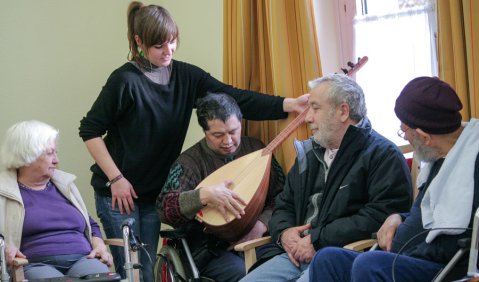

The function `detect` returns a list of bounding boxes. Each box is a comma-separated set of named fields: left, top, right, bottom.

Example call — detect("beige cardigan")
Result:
left=0, top=169, right=93, bottom=249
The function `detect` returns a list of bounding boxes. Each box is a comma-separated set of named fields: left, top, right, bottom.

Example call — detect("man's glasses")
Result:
left=397, top=127, right=410, bottom=139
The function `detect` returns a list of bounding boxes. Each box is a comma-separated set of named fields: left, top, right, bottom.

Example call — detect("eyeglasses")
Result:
left=397, top=127, right=410, bottom=139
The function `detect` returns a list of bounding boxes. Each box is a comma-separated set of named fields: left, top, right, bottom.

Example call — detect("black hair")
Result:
left=196, top=93, right=242, bottom=131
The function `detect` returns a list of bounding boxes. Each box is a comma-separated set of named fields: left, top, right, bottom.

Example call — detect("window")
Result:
left=345, top=0, right=438, bottom=145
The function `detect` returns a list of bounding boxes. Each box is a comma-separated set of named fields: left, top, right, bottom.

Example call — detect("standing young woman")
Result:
left=79, top=2, right=307, bottom=280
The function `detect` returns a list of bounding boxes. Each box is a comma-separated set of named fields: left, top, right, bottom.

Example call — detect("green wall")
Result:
left=0, top=0, right=222, bottom=223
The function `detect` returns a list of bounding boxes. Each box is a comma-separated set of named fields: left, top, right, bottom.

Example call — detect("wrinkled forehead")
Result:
left=43, top=140, right=58, bottom=151
left=309, top=83, right=331, bottom=105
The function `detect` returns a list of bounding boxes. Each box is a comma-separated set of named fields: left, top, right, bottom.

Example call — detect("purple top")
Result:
left=19, top=181, right=102, bottom=258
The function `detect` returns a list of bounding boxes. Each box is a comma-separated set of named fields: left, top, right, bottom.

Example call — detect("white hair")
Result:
left=0, top=120, right=59, bottom=170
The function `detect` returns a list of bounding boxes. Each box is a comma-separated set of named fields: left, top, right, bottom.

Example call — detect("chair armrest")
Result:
left=12, top=258, right=28, bottom=282
left=343, top=239, right=377, bottom=251
left=104, top=238, right=123, bottom=247
left=12, top=257, right=28, bottom=266
left=234, top=236, right=272, bottom=252
left=234, top=236, right=272, bottom=273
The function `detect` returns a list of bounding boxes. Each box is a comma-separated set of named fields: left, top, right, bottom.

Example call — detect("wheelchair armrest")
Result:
left=458, top=238, right=472, bottom=249
left=160, top=229, right=187, bottom=240
left=81, top=272, right=122, bottom=281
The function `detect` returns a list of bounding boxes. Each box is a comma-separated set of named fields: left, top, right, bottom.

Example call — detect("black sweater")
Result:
left=79, top=60, right=287, bottom=202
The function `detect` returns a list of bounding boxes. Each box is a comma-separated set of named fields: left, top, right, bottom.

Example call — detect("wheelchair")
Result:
left=154, top=229, right=214, bottom=282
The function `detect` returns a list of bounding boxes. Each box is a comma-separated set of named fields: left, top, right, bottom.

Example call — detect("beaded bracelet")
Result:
left=106, top=174, right=123, bottom=187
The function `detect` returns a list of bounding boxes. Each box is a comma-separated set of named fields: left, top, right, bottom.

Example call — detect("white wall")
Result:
left=313, top=0, right=341, bottom=74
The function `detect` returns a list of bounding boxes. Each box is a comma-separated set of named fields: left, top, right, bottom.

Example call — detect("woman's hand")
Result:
left=111, top=177, right=138, bottom=214
left=88, top=237, right=113, bottom=267
left=84, top=138, right=138, bottom=214
left=199, top=180, right=247, bottom=222
left=5, top=244, right=26, bottom=266
left=283, top=93, right=310, bottom=114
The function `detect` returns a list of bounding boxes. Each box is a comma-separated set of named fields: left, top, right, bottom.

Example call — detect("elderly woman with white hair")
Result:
left=0, top=120, right=113, bottom=280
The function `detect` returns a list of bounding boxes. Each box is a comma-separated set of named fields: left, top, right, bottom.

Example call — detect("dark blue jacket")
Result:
left=392, top=154, right=479, bottom=264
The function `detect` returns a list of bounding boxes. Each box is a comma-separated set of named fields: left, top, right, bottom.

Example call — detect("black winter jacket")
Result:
left=270, top=121, right=413, bottom=250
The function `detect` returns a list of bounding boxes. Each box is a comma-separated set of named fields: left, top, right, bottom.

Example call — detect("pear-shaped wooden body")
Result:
left=195, top=149, right=272, bottom=242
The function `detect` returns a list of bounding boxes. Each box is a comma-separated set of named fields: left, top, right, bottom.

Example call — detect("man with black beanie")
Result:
left=309, top=76, right=479, bottom=282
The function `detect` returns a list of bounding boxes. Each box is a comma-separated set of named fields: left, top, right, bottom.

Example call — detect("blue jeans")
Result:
left=309, top=247, right=445, bottom=282
left=95, top=193, right=160, bottom=282
left=23, top=254, right=109, bottom=279
left=239, top=252, right=310, bottom=282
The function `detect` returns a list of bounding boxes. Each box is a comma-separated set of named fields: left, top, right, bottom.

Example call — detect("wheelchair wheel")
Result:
left=154, top=245, right=188, bottom=282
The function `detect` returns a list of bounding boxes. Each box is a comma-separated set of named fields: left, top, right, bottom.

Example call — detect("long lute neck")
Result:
left=262, top=107, right=309, bottom=156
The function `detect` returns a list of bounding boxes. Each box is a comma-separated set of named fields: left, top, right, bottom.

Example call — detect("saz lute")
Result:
left=195, top=56, right=369, bottom=242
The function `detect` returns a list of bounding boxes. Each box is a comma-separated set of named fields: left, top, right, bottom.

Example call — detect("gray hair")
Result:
left=196, top=93, right=242, bottom=131
left=1, top=120, right=59, bottom=170
left=308, top=73, right=367, bottom=121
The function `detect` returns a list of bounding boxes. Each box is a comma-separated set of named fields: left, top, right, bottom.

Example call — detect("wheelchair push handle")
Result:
left=121, top=218, right=144, bottom=252
left=121, top=218, right=135, bottom=229
left=121, top=218, right=146, bottom=282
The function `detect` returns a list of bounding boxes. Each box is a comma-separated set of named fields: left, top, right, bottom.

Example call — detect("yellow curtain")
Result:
left=437, top=0, right=479, bottom=119
left=223, top=0, right=322, bottom=171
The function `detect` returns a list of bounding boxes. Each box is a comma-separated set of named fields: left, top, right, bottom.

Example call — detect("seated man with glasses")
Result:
left=310, top=76, right=479, bottom=282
